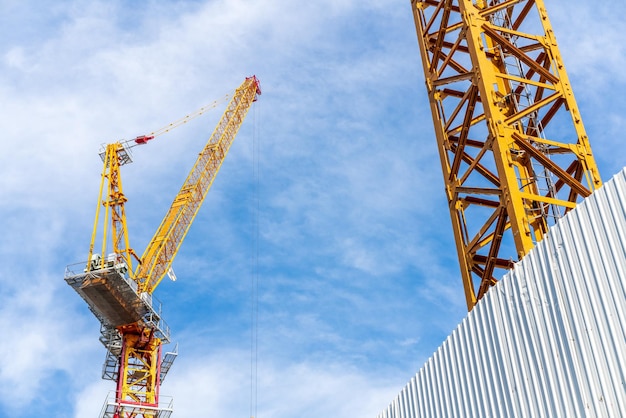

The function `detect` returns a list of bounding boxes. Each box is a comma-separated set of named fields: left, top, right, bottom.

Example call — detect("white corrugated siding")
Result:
left=378, top=168, right=626, bottom=418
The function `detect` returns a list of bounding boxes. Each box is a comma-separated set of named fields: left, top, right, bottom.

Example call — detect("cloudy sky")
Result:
left=1, top=1, right=625, bottom=417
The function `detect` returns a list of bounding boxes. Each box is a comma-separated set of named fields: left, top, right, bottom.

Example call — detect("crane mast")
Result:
left=65, top=76, right=261, bottom=417
left=410, top=0, right=601, bottom=310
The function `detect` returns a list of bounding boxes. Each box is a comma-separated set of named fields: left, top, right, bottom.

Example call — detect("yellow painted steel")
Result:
left=411, top=0, right=601, bottom=310
left=87, top=142, right=138, bottom=272
left=134, top=76, right=261, bottom=294
left=118, top=332, right=161, bottom=407
left=82, top=76, right=261, bottom=416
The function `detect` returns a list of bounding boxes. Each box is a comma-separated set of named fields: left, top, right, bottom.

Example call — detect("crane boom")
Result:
left=136, top=76, right=261, bottom=294
left=410, top=0, right=602, bottom=309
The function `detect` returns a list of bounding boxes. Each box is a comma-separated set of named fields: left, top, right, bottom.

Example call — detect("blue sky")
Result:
left=0, top=0, right=625, bottom=417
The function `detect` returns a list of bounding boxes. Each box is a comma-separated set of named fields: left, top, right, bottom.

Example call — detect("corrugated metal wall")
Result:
left=378, top=168, right=626, bottom=418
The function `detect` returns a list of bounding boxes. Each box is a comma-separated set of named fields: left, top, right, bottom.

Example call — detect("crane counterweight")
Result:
left=134, top=135, right=155, bottom=145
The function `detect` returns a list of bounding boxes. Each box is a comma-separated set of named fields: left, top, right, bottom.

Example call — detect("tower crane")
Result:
left=410, top=0, right=602, bottom=310
left=65, top=76, right=261, bottom=417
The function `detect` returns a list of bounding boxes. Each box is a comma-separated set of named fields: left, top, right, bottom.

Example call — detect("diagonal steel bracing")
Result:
left=411, top=0, right=602, bottom=309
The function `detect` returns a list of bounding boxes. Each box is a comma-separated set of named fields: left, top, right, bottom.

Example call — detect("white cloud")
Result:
left=2, top=1, right=622, bottom=417
left=72, top=380, right=112, bottom=418
left=162, top=349, right=402, bottom=418
left=0, top=273, right=97, bottom=410
left=549, top=1, right=626, bottom=175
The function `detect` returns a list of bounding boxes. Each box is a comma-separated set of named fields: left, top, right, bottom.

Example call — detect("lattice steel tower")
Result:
left=65, top=76, right=261, bottom=417
left=410, top=0, right=602, bottom=309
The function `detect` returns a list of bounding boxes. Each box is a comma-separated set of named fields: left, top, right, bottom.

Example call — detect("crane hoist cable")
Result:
left=249, top=101, right=260, bottom=418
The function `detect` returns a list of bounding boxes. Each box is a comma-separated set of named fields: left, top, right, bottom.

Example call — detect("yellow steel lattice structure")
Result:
left=135, top=76, right=261, bottom=294
left=117, top=332, right=161, bottom=406
left=66, top=76, right=261, bottom=418
left=87, top=143, right=139, bottom=274
left=411, top=0, right=601, bottom=309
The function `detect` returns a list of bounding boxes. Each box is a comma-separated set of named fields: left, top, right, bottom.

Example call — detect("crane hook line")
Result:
left=250, top=99, right=260, bottom=418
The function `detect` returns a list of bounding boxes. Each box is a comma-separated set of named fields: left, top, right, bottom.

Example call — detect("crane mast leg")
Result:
left=87, top=142, right=138, bottom=274
left=411, top=0, right=601, bottom=309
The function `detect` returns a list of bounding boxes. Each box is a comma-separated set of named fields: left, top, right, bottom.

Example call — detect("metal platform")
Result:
left=98, top=392, right=173, bottom=418
left=65, top=260, right=170, bottom=343
left=101, top=340, right=178, bottom=383
left=160, top=344, right=178, bottom=383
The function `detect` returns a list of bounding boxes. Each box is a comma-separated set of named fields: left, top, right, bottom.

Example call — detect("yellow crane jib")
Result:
left=64, top=75, right=261, bottom=417
left=135, top=75, right=261, bottom=295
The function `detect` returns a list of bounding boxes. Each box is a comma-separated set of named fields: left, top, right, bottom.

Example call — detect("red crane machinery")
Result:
left=65, top=76, right=261, bottom=417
